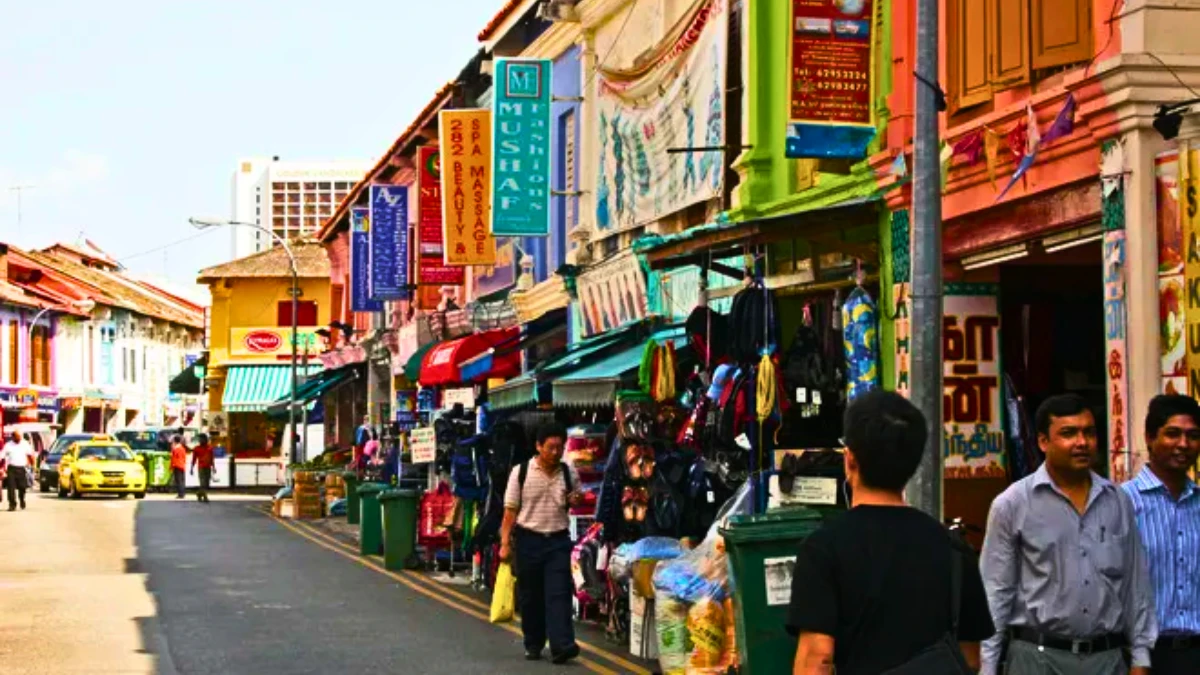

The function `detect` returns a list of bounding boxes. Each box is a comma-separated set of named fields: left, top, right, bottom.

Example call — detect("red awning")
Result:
left=419, top=327, right=521, bottom=386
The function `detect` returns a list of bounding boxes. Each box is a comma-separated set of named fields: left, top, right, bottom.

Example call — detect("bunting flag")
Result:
left=1041, top=93, right=1077, bottom=145
left=951, top=129, right=985, bottom=165
left=940, top=141, right=954, bottom=191
left=889, top=152, right=908, bottom=178
left=983, top=128, right=1002, bottom=191
left=997, top=104, right=1041, bottom=202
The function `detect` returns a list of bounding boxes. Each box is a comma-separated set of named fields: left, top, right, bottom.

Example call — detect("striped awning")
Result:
left=489, top=375, right=539, bottom=411
left=222, top=365, right=321, bottom=413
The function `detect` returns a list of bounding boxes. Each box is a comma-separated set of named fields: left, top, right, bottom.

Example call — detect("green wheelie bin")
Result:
left=378, top=489, right=420, bottom=571
left=357, top=482, right=388, bottom=556
left=720, top=508, right=825, bottom=675
left=342, top=471, right=361, bottom=525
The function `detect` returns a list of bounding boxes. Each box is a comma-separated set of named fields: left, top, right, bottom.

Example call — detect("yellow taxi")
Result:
left=56, top=440, right=147, bottom=499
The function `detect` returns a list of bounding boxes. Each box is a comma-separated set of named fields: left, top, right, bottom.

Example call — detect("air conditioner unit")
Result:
left=536, top=0, right=580, bottom=22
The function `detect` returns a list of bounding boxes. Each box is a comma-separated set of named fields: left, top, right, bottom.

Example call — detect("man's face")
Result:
left=536, top=435, right=565, bottom=465
left=1038, top=410, right=1098, bottom=475
left=1147, top=414, right=1200, bottom=476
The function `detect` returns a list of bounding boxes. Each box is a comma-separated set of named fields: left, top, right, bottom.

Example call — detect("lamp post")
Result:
left=190, top=217, right=302, bottom=467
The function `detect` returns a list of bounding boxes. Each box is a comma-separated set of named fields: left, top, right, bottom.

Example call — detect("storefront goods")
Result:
left=490, top=562, right=516, bottom=623
left=571, top=523, right=607, bottom=605
left=730, top=285, right=782, bottom=363
left=841, top=285, right=880, bottom=400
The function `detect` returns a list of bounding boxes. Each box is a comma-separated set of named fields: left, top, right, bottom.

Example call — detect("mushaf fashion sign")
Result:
left=492, top=58, right=552, bottom=237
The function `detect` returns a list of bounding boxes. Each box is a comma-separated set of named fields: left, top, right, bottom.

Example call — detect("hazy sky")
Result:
left=1, top=0, right=504, bottom=292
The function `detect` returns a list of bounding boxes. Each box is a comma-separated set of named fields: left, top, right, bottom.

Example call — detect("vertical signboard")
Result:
left=1103, top=229, right=1131, bottom=483
left=350, top=208, right=383, bottom=313
left=893, top=283, right=911, bottom=397
left=417, top=146, right=464, bottom=285
left=1183, top=145, right=1200, bottom=403
left=440, top=109, right=496, bottom=266
left=786, top=0, right=876, bottom=159
left=492, top=58, right=552, bottom=236
left=1158, top=150, right=1185, bottom=394
left=942, top=285, right=1004, bottom=479
left=368, top=185, right=408, bottom=300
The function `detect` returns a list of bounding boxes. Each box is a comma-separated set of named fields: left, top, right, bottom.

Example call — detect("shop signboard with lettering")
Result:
left=439, top=109, right=496, bottom=266
left=1104, top=228, right=1132, bottom=483
left=229, top=327, right=320, bottom=358
left=417, top=146, right=463, bottom=284
left=492, top=58, right=552, bottom=236
left=369, top=184, right=409, bottom=300
left=1157, top=150, right=1186, bottom=394
left=942, top=284, right=1004, bottom=479
left=350, top=208, right=383, bottom=313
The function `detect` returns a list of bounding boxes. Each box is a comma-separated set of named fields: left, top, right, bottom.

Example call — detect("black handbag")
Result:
left=880, top=547, right=974, bottom=674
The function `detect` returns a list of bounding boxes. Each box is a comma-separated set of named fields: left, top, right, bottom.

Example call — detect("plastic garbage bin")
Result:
left=379, top=489, right=420, bottom=571
left=145, top=451, right=172, bottom=490
left=357, top=482, right=388, bottom=556
left=342, top=471, right=361, bottom=525
left=720, top=508, right=825, bottom=675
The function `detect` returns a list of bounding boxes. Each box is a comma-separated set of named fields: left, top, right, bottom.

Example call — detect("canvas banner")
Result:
left=576, top=250, right=649, bottom=337
left=439, top=109, right=496, bottom=266
left=1157, top=150, right=1185, bottom=393
left=1103, top=229, right=1132, bottom=483
left=368, top=184, right=408, bottom=300
left=417, top=146, right=464, bottom=285
left=594, top=0, right=727, bottom=231
left=492, top=58, right=552, bottom=236
left=942, top=285, right=1004, bottom=479
left=350, top=208, right=383, bottom=313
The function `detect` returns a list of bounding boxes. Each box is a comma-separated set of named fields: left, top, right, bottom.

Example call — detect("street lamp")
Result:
left=189, top=217, right=302, bottom=467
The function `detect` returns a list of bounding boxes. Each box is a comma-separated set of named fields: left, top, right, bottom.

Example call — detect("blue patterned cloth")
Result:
left=842, top=287, right=880, bottom=401
left=1122, top=467, right=1200, bottom=635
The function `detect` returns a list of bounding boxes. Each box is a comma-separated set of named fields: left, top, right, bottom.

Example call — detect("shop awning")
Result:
left=419, top=327, right=522, bottom=387
left=169, top=354, right=208, bottom=395
left=264, top=366, right=358, bottom=418
left=551, top=328, right=688, bottom=408
left=221, top=365, right=321, bottom=413
left=488, top=375, right=539, bottom=411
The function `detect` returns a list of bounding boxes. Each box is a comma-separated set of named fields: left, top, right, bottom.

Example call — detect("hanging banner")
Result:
left=1157, top=150, right=1186, bottom=393
left=785, top=0, right=876, bottom=159
left=368, top=184, right=409, bottom=300
left=594, top=0, right=727, bottom=231
left=439, top=109, right=497, bottom=266
left=394, top=388, right=417, bottom=428
left=475, top=240, right=517, bottom=297
left=942, top=285, right=1004, bottom=479
left=492, top=58, right=552, bottom=236
left=1183, top=146, right=1200, bottom=403
left=576, top=250, right=649, bottom=337
left=893, top=283, right=911, bottom=397
left=1103, top=229, right=1131, bottom=483
left=350, top=208, right=384, bottom=313
left=417, top=146, right=464, bottom=285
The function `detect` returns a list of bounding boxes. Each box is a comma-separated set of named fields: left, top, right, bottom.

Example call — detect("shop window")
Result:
left=330, top=284, right=345, bottom=324
left=29, top=325, right=49, bottom=386
left=7, top=321, right=17, bottom=385
left=947, top=0, right=1091, bottom=112
left=277, top=300, right=318, bottom=327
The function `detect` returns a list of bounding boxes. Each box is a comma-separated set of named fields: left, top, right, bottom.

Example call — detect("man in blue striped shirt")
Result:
left=1123, top=394, right=1200, bottom=674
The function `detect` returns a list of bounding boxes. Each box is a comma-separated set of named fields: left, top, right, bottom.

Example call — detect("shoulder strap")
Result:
left=949, top=545, right=963, bottom=636
left=518, top=460, right=529, bottom=492
left=563, top=463, right=573, bottom=495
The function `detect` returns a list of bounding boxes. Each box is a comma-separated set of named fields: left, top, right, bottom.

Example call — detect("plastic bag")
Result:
left=628, top=536, right=683, bottom=562
left=490, top=562, right=516, bottom=624
left=688, top=597, right=726, bottom=669
left=655, top=596, right=691, bottom=674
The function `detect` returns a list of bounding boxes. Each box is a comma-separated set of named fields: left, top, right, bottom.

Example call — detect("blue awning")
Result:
left=222, top=365, right=322, bottom=413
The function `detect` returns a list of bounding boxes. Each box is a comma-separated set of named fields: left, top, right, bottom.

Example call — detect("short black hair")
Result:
left=1144, top=394, right=1200, bottom=438
left=1035, top=394, right=1092, bottom=436
left=842, top=389, right=928, bottom=491
left=198, top=433, right=210, bottom=445
left=535, top=422, right=568, bottom=446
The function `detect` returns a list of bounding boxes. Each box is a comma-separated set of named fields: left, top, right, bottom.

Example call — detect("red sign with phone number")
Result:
left=417, top=146, right=464, bottom=286
left=790, top=0, right=873, bottom=126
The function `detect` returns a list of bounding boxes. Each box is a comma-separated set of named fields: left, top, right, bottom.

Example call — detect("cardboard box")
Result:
left=278, top=498, right=295, bottom=519
left=630, top=593, right=659, bottom=659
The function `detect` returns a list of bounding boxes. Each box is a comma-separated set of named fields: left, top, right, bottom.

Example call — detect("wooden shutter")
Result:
left=989, top=0, right=1030, bottom=89
left=1031, top=0, right=1091, bottom=69
left=948, top=0, right=992, bottom=110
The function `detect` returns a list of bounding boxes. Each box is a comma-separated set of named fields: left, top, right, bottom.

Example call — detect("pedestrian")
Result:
left=499, top=422, right=582, bottom=665
left=1, top=431, right=34, bottom=511
left=787, top=389, right=994, bottom=674
left=1122, top=394, right=1200, bottom=674
left=190, top=433, right=215, bottom=503
left=170, top=435, right=188, bottom=500
left=980, top=393, right=1156, bottom=675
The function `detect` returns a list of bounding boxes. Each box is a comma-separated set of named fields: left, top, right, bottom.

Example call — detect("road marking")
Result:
left=251, top=507, right=646, bottom=675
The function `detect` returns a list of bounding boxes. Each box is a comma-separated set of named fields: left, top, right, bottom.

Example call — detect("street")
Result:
left=0, top=493, right=647, bottom=675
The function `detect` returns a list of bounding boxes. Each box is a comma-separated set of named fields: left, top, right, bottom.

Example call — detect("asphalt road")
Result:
left=0, top=491, right=646, bottom=675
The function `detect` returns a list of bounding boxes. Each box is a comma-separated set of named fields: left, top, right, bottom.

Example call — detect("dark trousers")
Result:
left=173, top=469, right=186, bottom=498
left=5, top=471, right=27, bottom=508
left=1152, top=639, right=1200, bottom=674
left=514, top=528, right=576, bottom=655
left=197, top=467, right=211, bottom=500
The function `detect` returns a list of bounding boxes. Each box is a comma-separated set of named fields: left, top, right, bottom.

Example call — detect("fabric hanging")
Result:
left=841, top=286, right=880, bottom=400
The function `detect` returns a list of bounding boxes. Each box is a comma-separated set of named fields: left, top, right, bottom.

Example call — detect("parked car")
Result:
left=56, top=440, right=146, bottom=499
left=114, top=427, right=200, bottom=452
left=38, top=433, right=110, bottom=493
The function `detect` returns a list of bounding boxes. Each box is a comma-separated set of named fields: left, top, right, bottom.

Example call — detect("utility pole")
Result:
left=9, top=184, right=34, bottom=229
left=906, top=0, right=944, bottom=519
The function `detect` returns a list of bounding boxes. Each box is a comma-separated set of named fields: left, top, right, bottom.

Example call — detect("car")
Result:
left=38, top=433, right=110, bottom=493
left=56, top=440, right=146, bottom=499
left=114, top=427, right=201, bottom=452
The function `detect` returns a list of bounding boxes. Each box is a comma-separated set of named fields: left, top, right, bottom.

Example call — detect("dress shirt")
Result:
left=980, top=464, right=1157, bottom=674
left=1122, top=467, right=1200, bottom=636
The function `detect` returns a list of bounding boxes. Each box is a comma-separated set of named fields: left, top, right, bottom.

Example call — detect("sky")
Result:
left=0, top=0, right=506, bottom=294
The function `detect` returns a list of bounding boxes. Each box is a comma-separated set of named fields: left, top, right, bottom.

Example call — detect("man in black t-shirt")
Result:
left=787, top=390, right=994, bottom=674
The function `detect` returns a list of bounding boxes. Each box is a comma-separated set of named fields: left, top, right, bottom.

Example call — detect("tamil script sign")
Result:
left=1104, top=228, right=1132, bottom=483
left=417, top=146, right=463, bottom=285
left=576, top=250, right=649, bottom=337
left=942, top=285, right=1004, bottom=479
left=440, top=109, right=496, bottom=266
left=369, top=184, right=409, bottom=300
left=350, top=208, right=383, bottom=313
left=492, top=58, right=552, bottom=237
left=594, top=0, right=726, bottom=230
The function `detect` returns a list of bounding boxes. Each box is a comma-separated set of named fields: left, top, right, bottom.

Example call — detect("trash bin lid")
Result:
left=357, top=482, right=389, bottom=496
left=719, top=507, right=825, bottom=544
left=341, top=471, right=358, bottom=480
left=378, top=489, right=419, bottom=502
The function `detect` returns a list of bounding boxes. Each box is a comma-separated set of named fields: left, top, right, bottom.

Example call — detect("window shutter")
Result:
left=1031, top=0, right=1092, bottom=70
left=989, top=0, right=1030, bottom=89
left=949, top=0, right=992, bottom=110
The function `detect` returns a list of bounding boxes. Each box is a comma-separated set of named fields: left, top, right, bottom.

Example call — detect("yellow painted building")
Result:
left=197, top=242, right=331, bottom=457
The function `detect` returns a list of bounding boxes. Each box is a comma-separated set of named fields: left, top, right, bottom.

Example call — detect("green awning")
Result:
left=551, top=328, right=687, bottom=408
left=265, top=367, right=357, bottom=418
left=404, top=342, right=437, bottom=382
left=221, top=365, right=321, bottom=413
left=489, top=375, right=538, bottom=411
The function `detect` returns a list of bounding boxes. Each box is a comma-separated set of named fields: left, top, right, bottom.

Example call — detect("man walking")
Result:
left=1122, top=394, right=1200, bottom=674
left=190, top=433, right=214, bottom=503
left=787, top=390, right=994, bottom=674
left=1, top=431, right=33, bottom=511
left=170, top=435, right=188, bottom=500
left=499, top=422, right=583, bottom=664
left=981, top=393, right=1156, bottom=674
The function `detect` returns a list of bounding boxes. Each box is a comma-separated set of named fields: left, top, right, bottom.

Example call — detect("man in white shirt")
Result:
left=1, top=431, right=33, bottom=511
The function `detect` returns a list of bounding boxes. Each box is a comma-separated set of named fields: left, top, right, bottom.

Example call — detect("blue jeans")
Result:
left=514, top=528, right=576, bottom=655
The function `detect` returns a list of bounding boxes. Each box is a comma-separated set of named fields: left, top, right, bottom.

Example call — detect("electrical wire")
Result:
left=582, top=0, right=642, bottom=94
left=117, top=228, right=219, bottom=264
left=1145, top=52, right=1200, bottom=98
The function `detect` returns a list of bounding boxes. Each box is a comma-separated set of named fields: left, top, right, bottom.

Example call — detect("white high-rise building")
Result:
left=230, top=158, right=373, bottom=259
